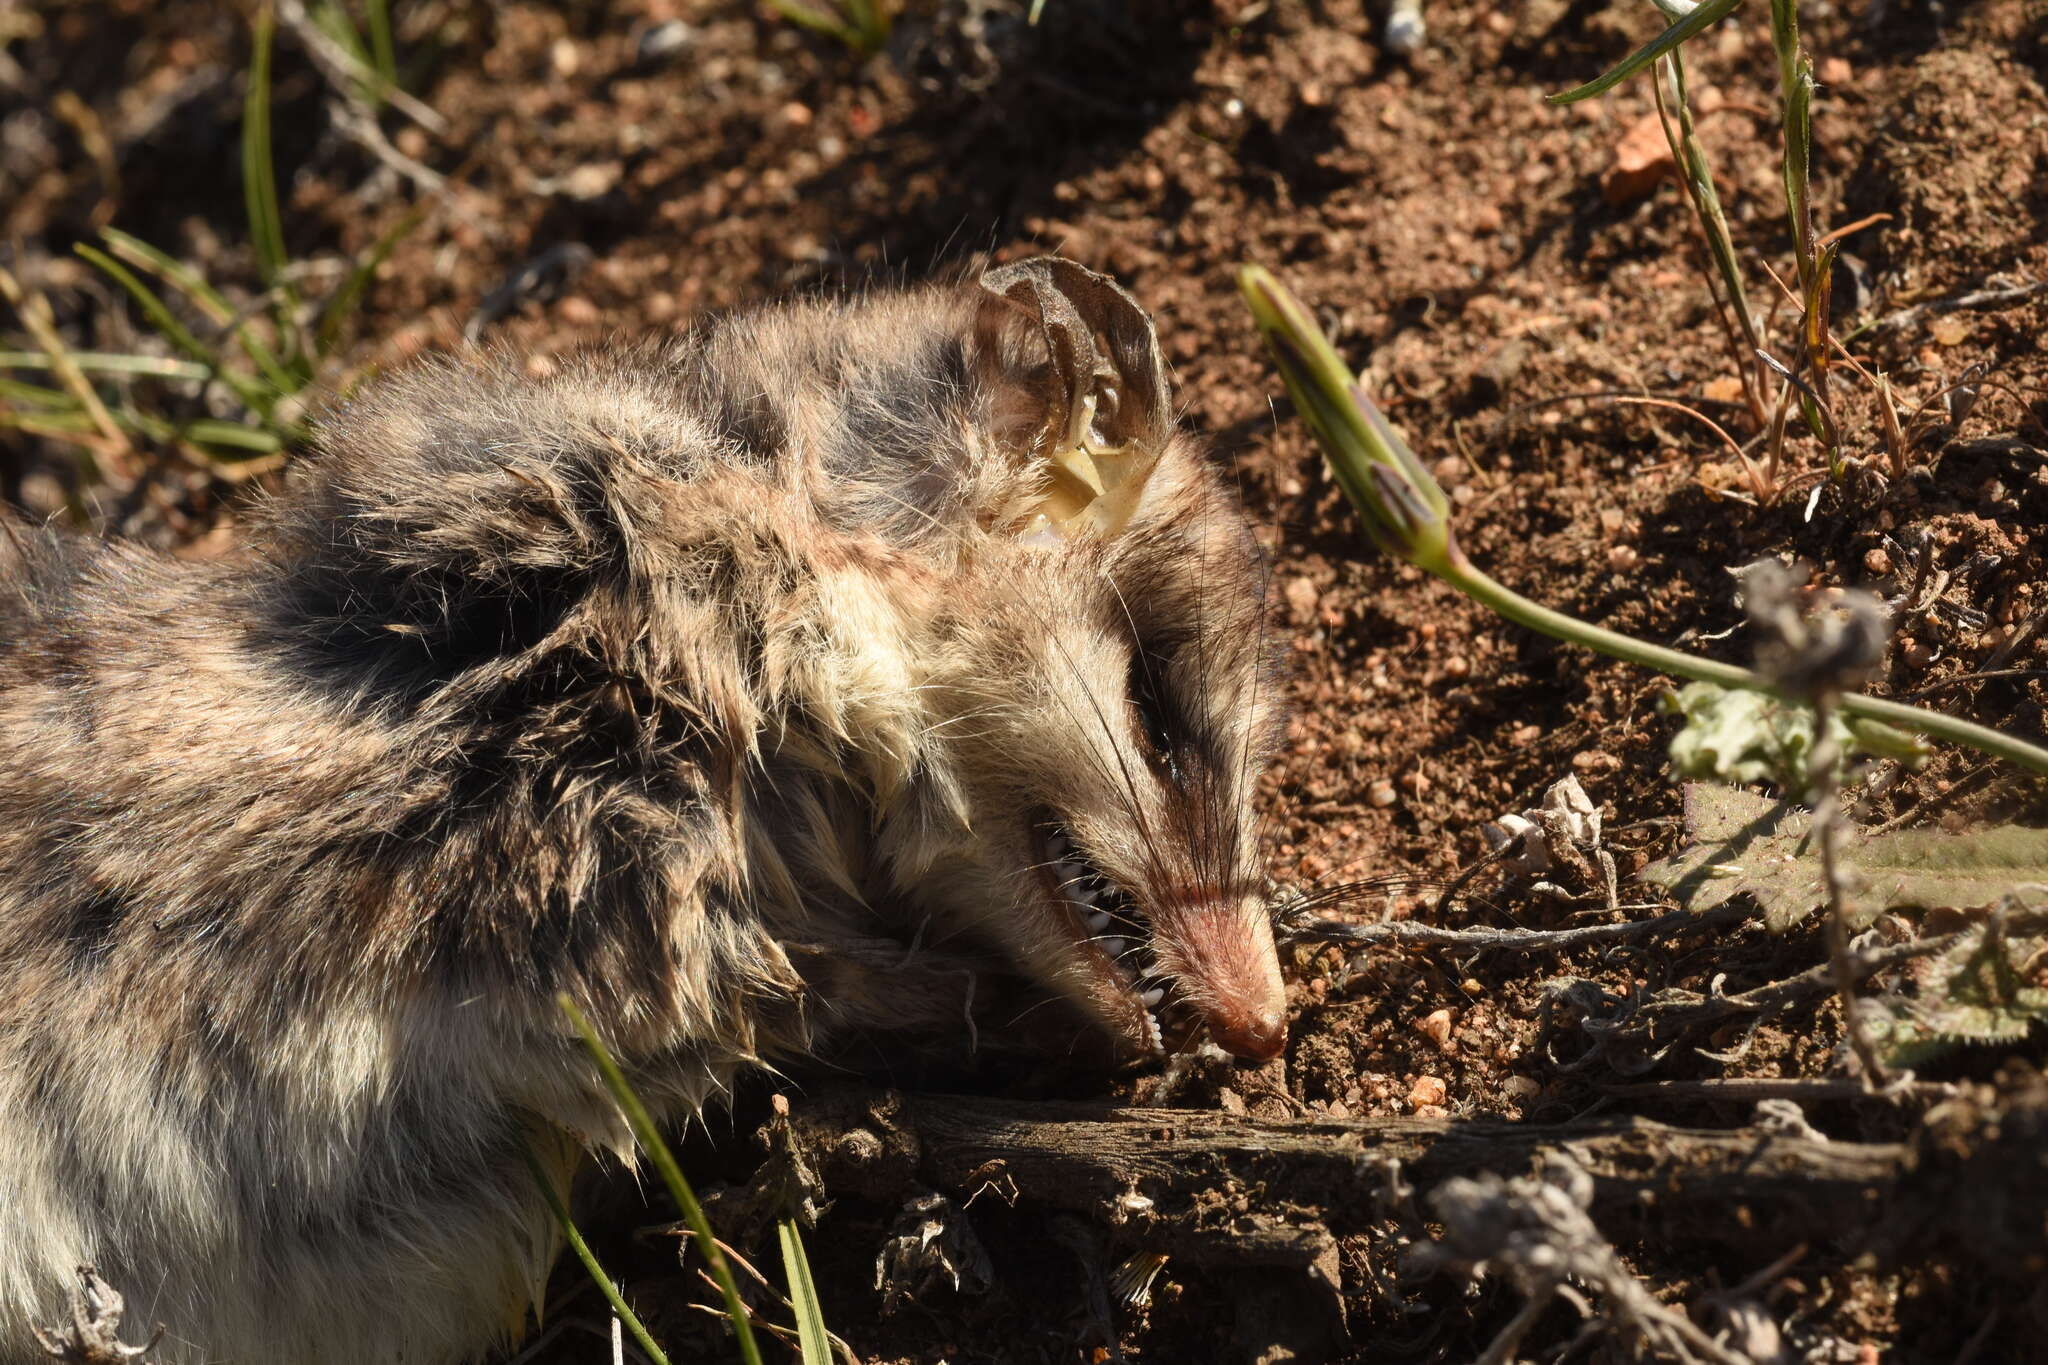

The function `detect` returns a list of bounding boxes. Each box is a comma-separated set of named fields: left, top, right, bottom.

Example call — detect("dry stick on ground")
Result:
left=1811, top=693, right=1892, bottom=1087
left=1281, top=899, right=1749, bottom=955
left=816, top=1094, right=1912, bottom=1263
left=275, top=0, right=447, bottom=135
left=1860, top=278, right=2048, bottom=338
left=276, top=0, right=451, bottom=201
left=1421, top=1156, right=1755, bottom=1365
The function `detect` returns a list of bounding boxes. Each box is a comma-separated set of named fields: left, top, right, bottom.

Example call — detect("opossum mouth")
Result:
left=1032, top=819, right=1187, bottom=1058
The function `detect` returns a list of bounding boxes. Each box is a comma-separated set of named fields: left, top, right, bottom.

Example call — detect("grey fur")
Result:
left=0, top=263, right=1286, bottom=1363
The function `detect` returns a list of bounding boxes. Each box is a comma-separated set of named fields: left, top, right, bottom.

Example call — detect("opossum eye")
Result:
left=1126, top=645, right=1182, bottom=770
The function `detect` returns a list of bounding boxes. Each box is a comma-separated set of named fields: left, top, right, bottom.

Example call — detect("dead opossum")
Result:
left=0, top=259, right=1288, bottom=1364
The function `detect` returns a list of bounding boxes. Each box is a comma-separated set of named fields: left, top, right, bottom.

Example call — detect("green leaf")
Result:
left=1546, top=0, right=1745, bottom=106
left=1642, top=783, right=2048, bottom=930
left=777, top=1217, right=834, bottom=1365
left=1868, top=916, right=2048, bottom=1067
left=1664, top=681, right=1929, bottom=788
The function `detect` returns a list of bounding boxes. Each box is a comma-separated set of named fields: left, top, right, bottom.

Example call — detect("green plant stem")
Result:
left=1444, top=552, right=2048, bottom=775
left=1240, top=264, right=2048, bottom=780
left=519, top=1143, right=674, bottom=1365
left=558, top=994, right=765, bottom=1365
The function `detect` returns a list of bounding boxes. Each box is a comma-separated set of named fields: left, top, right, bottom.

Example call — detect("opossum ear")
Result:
left=977, top=257, right=1172, bottom=542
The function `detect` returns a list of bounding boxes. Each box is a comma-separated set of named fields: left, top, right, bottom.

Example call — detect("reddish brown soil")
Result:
left=6, top=1, right=2048, bottom=1361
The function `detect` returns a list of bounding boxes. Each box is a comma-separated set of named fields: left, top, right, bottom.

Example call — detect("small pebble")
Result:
left=1284, top=575, right=1320, bottom=623
left=1415, top=1008, right=1456, bottom=1050
left=1864, top=547, right=1893, bottom=577
left=635, top=20, right=692, bottom=67
left=1368, top=779, right=1399, bottom=808
left=1407, top=1075, right=1447, bottom=1108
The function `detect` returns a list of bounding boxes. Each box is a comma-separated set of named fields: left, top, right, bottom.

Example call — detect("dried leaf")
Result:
left=1642, top=784, right=2048, bottom=930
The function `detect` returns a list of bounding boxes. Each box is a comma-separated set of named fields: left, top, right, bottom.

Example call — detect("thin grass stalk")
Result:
left=0, top=377, right=84, bottom=409
left=244, top=6, right=289, bottom=291
left=518, top=1143, right=674, bottom=1365
left=0, top=350, right=212, bottom=381
left=0, top=266, right=130, bottom=462
left=73, top=246, right=278, bottom=420
left=1545, top=0, right=1740, bottom=106
left=99, top=229, right=300, bottom=395
left=1239, top=265, right=2048, bottom=776
left=314, top=205, right=426, bottom=356
left=1652, top=52, right=1769, bottom=431
left=1768, top=0, right=1838, bottom=456
left=557, top=994, right=766, bottom=1365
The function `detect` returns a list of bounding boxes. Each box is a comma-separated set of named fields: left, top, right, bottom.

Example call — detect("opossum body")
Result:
left=0, top=260, right=1288, bottom=1363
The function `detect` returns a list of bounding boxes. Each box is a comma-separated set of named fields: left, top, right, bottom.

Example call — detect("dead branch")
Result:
left=795, top=1090, right=1908, bottom=1268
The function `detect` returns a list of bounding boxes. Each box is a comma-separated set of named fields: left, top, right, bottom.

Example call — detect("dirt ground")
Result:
left=5, top=0, right=2048, bottom=1360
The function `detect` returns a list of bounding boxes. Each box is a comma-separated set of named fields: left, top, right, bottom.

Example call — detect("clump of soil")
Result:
left=5, top=0, right=2047, bottom=1360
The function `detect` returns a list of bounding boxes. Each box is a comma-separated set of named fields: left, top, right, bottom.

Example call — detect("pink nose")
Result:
left=1208, top=1006, right=1287, bottom=1062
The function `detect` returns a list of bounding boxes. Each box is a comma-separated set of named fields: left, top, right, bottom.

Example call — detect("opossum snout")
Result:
left=1205, top=1000, right=1287, bottom=1062
left=1154, top=895, right=1289, bottom=1062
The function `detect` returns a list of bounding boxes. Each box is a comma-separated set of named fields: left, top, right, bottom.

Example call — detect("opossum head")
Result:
left=880, top=261, right=1291, bottom=1063
left=266, top=259, right=1288, bottom=1071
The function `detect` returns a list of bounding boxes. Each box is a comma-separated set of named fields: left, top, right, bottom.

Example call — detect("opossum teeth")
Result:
left=1085, top=910, right=1112, bottom=932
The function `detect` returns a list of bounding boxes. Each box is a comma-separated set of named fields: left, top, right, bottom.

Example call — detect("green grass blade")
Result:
left=74, top=245, right=277, bottom=420
left=1546, top=0, right=1744, bottom=105
left=0, top=349, right=212, bottom=382
left=127, top=412, right=286, bottom=453
left=1781, top=56, right=1816, bottom=285
left=557, top=994, right=766, bottom=1365
left=101, top=229, right=236, bottom=327
left=777, top=1217, right=833, bottom=1365
left=365, top=0, right=397, bottom=90
left=244, top=6, right=290, bottom=291
left=518, top=1141, right=674, bottom=1365
left=0, top=377, right=86, bottom=410
left=316, top=206, right=425, bottom=357
left=99, top=230, right=299, bottom=394
left=767, top=0, right=862, bottom=48
left=0, top=387, right=282, bottom=456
